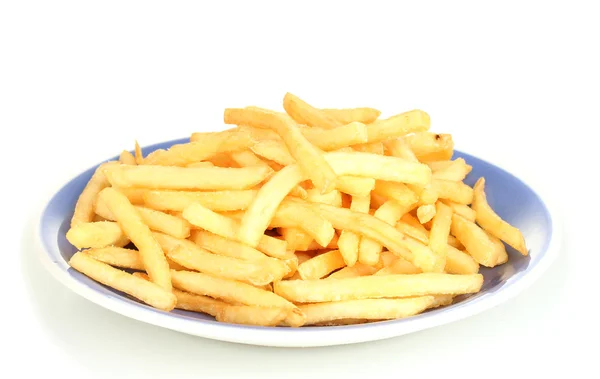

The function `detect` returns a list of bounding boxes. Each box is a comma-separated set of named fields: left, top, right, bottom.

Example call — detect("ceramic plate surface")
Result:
left=37, top=138, right=561, bottom=347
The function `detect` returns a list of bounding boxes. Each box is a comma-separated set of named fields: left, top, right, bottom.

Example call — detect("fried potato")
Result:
left=134, top=140, right=143, bottom=164
left=251, top=140, right=296, bottom=166
left=486, top=231, right=509, bottom=265
left=98, top=188, right=172, bottom=290
left=82, top=247, right=144, bottom=270
left=335, top=176, right=376, bottom=197
left=321, top=107, right=381, bottom=124
left=119, top=150, right=137, bottom=165
left=189, top=230, right=266, bottom=261
left=431, top=158, right=472, bottom=181
left=283, top=92, right=342, bottom=129
left=300, top=297, right=434, bottom=325
left=69, top=252, right=176, bottom=311
left=105, top=165, right=271, bottom=191
left=404, top=132, right=454, bottom=162
left=271, top=200, right=335, bottom=247
left=224, top=107, right=337, bottom=193
left=472, top=178, right=528, bottom=255
left=445, top=245, right=480, bottom=274
left=428, top=202, right=452, bottom=263
left=274, top=273, right=483, bottom=303
left=450, top=214, right=498, bottom=267
left=441, top=200, right=476, bottom=222
left=373, top=181, right=419, bottom=207
left=353, top=142, right=384, bottom=155
left=216, top=305, right=289, bottom=327
left=375, top=258, right=421, bottom=275
left=71, top=161, right=118, bottom=227
left=383, top=138, right=419, bottom=162
left=186, top=161, right=215, bottom=168
left=327, top=263, right=378, bottom=279
left=170, top=270, right=305, bottom=327
left=143, top=189, right=257, bottom=212
left=300, top=122, right=369, bottom=150
left=279, top=227, right=314, bottom=251
left=416, top=204, right=436, bottom=224
left=431, top=178, right=474, bottom=204
left=306, top=188, right=343, bottom=207
left=298, top=250, right=346, bottom=280
left=338, top=195, right=370, bottom=266
left=229, top=150, right=273, bottom=172
left=366, top=110, right=430, bottom=143
left=66, top=221, right=129, bottom=249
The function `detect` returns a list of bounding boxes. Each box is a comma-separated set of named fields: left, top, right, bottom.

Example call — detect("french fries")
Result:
left=66, top=92, right=529, bottom=328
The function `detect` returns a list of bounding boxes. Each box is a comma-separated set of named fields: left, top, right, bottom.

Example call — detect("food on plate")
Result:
left=66, top=92, right=528, bottom=327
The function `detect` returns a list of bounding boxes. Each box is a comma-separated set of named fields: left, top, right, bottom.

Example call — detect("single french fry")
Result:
left=279, top=227, right=314, bottom=251
left=299, top=233, right=339, bottom=251
left=207, top=152, right=239, bottom=167
left=216, top=305, right=289, bottom=327
left=306, top=188, right=343, bottom=207
left=426, top=160, right=454, bottom=171
left=321, top=107, right=381, bottom=124
left=283, top=92, right=342, bottom=129
left=66, top=221, right=130, bottom=249
left=186, top=161, right=215, bottom=168
left=353, top=142, right=384, bottom=155
left=134, top=141, right=143, bottom=164
left=300, top=297, right=434, bottom=325
left=105, top=165, right=271, bottom=191
left=430, top=294, right=454, bottom=309
left=170, top=270, right=305, bottom=327
left=431, top=179, right=474, bottom=204
left=189, top=230, right=266, bottom=261
left=396, top=220, right=430, bottom=245
left=429, top=202, right=452, bottom=265
left=417, top=204, right=437, bottom=224
left=404, top=132, right=454, bottom=162
left=251, top=140, right=296, bottom=166
left=326, top=263, right=378, bottom=279
left=298, top=250, right=346, bottom=280
left=82, top=247, right=144, bottom=270
left=224, top=107, right=337, bottom=193
left=229, top=150, right=273, bottom=171
left=383, top=138, right=419, bottom=162
left=407, top=183, right=438, bottom=205
left=358, top=200, right=411, bottom=266
left=97, top=188, right=172, bottom=290
left=119, top=150, right=137, bottom=165
left=295, top=251, right=315, bottom=265
left=96, top=197, right=191, bottom=239
left=71, top=161, right=118, bottom=227
left=338, top=194, right=370, bottom=266
left=486, top=231, right=509, bottom=265
left=447, top=234, right=465, bottom=250
left=472, top=178, right=528, bottom=255
left=144, top=129, right=255, bottom=166
left=445, top=245, right=480, bottom=274
left=450, top=214, right=497, bottom=267
left=143, top=189, right=257, bottom=212
left=441, top=200, right=476, bottom=222
left=300, top=122, right=369, bottom=151
left=309, top=202, right=442, bottom=272
left=335, top=176, right=376, bottom=198
left=432, top=158, right=472, bottom=181
left=375, top=258, right=421, bottom=275
left=167, top=244, right=279, bottom=286
left=271, top=200, right=335, bottom=247
left=69, top=252, right=176, bottom=311
left=181, top=201, right=290, bottom=259
left=274, top=273, right=483, bottom=303
left=133, top=272, right=227, bottom=316
left=116, top=188, right=147, bottom=205
left=366, top=110, right=431, bottom=143
left=373, top=181, right=419, bottom=207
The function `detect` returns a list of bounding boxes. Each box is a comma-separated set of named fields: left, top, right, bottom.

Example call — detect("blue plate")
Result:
left=37, top=138, right=561, bottom=347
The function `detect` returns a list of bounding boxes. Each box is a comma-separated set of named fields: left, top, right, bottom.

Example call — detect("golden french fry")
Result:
left=116, top=188, right=147, bottom=205
left=327, top=263, right=378, bottom=279
left=306, top=188, right=343, bottom=207
left=96, top=197, right=191, bottom=239
left=335, top=176, right=376, bottom=198
left=299, top=233, right=339, bottom=251
left=373, top=181, right=419, bottom=207
left=216, top=305, right=289, bottom=327
left=404, top=132, right=454, bottom=162
left=300, top=297, right=434, bottom=325
left=450, top=214, right=497, bottom=267
left=441, top=200, right=476, bottom=222
left=407, top=183, right=438, bottom=205
left=321, top=107, right=381, bottom=124
left=224, top=107, right=337, bottom=193
left=310, top=202, right=442, bottom=272
left=144, top=129, right=255, bottom=166
left=271, top=200, right=335, bottom=247
left=298, top=250, right=346, bottom=280
left=431, top=179, right=474, bottom=204
left=71, top=161, right=118, bottom=227
left=207, top=152, right=239, bottom=167
left=426, top=160, right=454, bottom=171
left=338, top=195, right=370, bottom=266
left=66, top=221, right=130, bottom=249
left=69, top=252, right=176, bottom=311
left=274, top=273, right=483, bottom=303
left=300, top=122, right=369, bottom=151
left=251, top=140, right=296, bottom=166
left=189, top=230, right=266, bottom=261
left=133, top=272, right=227, bottom=316
left=432, top=158, right=472, bottom=181
left=98, top=187, right=172, bottom=291
left=396, top=220, right=429, bottom=245
left=105, top=164, right=271, bottom=191
left=279, top=227, right=314, bottom=251
left=417, top=204, right=436, bottom=224
left=383, top=138, right=419, bottom=162
left=167, top=244, right=279, bottom=286
left=229, top=150, right=273, bottom=171
left=472, top=177, right=528, bottom=255
left=143, top=189, right=257, bottom=212
left=119, top=150, right=137, bottom=165
left=170, top=270, right=305, bottom=327
left=82, top=247, right=144, bottom=270
left=134, top=140, right=143, bottom=164
left=447, top=234, right=465, bottom=250
left=430, top=294, right=454, bottom=309
left=375, top=258, right=421, bottom=275
left=283, top=92, right=342, bottom=129
left=366, top=110, right=430, bottom=143
left=429, top=202, right=452, bottom=264
left=445, top=245, right=480, bottom=274
left=486, top=231, right=509, bottom=265
left=186, top=161, right=215, bottom=168
left=181, top=201, right=290, bottom=259
left=353, top=142, right=384, bottom=155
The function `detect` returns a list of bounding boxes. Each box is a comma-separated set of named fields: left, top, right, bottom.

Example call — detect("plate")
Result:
left=37, top=137, right=561, bottom=347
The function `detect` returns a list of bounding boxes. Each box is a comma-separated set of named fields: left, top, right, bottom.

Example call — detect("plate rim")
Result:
left=34, top=137, right=564, bottom=347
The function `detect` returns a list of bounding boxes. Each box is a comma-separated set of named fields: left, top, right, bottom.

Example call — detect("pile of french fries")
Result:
left=66, top=92, right=529, bottom=327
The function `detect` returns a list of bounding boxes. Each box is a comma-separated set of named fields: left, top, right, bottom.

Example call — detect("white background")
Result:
left=2, top=1, right=599, bottom=378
